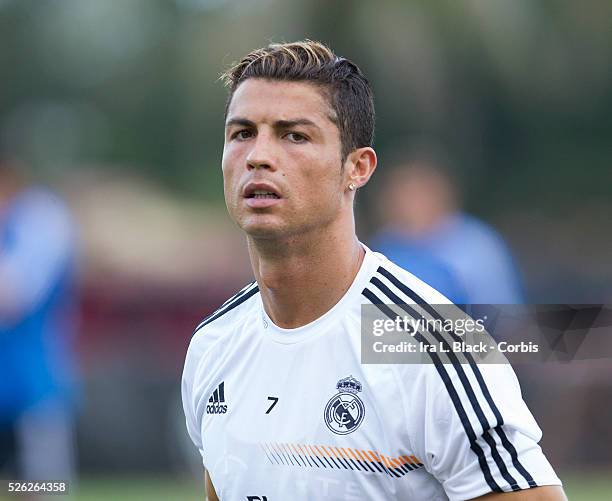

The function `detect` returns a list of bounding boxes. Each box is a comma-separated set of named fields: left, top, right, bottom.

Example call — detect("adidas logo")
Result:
left=206, top=381, right=228, bottom=414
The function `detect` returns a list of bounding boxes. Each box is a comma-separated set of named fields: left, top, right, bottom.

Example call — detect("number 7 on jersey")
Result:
left=266, top=396, right=278, bottom=414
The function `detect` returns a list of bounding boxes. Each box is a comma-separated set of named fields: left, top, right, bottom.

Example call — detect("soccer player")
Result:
left=182, top=41, right=565, bottom=500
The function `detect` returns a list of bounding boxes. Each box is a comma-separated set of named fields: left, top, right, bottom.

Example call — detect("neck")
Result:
left=248, top=215, right=365, bottom=329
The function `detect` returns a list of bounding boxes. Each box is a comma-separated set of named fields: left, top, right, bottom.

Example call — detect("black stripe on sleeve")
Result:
left=362, top=287, right=504, bottom=493
left=194, top=281, right=257, bottom=330
left=220, top=281, right=256, bottom=307
left=369, top=277, right=520, bottom=491
left=192, top=283, right=259, bottom=335
left=374, top=265, right=537, bottom=488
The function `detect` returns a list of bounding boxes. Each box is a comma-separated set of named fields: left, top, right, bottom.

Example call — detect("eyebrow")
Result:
left=225, top=117, right=322, bottom=131
left=225, top=117, right=255, bottom=129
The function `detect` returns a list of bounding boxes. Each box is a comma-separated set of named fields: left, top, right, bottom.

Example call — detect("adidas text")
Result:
left=207, top=403, right=228, bottom=414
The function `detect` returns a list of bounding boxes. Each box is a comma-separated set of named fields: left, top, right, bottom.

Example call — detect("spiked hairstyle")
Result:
left=221, top=40, right=375, bottom=163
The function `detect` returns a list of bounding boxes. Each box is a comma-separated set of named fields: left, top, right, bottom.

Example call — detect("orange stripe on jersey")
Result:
left=328, top=446, right=342, bottom=458
left=289, top=443, right=304, bottom=460
left=385, top=454, right=401, bottom=472
left=369, top=450, right=394, bottom=475
left=352, top=448, right=371, bottom=463
left=398, top=456, right=411, bottom=467
left=318, top=445, right=330, bottom=457
left=338, top=447, right=351, bottom=460
left=315, top=445, right=331, bottom=457
left=309, top=445, right=322, bottom=457
left=307, top=445, right=325, bottom=465
left=366, top=450, right=385, bottom=466
left=259, top=442, right=423, bottom=477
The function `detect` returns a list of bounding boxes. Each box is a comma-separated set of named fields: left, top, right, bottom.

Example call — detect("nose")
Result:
left=246, top=134, right=276, bottom=171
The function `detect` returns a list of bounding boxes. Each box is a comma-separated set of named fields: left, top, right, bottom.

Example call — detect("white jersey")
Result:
left=182, top=246, right=561, bottom=501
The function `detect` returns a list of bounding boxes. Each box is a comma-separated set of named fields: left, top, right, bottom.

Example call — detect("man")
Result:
left=371, top=150, right=523, bottom=304
left=182, top=41, right=565, bottom=500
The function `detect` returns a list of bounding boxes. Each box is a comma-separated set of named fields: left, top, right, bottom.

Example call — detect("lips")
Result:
left=242, top=182, right=283, bottom=209
left=243, top=182, right=281, bottom=199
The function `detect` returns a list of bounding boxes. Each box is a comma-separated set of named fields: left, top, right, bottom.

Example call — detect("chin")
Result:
left=244, top=227, right=288, bottom=240
left=240, top=218, right=287, bottom=239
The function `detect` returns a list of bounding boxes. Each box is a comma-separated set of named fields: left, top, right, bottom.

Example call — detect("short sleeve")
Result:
left=181, top=340, right=205, bottom=462
left=411, top=363, right=561, bottom=501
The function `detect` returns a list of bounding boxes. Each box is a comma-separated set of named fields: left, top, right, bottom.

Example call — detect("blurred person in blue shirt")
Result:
left=0, top=152, right=79, bottom=482
left=371, top=146, right=523, bottom=305
left=369, top=232, right=468, bottom=304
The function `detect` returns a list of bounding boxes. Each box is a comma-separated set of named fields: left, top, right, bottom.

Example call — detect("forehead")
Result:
left=226, top=79, right=336, bottom=125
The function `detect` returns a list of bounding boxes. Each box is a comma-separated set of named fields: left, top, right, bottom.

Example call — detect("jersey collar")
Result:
left=259, top=243, right=377, bottom=344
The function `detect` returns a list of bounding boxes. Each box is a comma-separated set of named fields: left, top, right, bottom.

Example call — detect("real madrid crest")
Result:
left=324, top=376, right=365, bottom=435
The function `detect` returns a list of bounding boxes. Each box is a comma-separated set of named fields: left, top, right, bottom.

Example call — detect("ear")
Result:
left=344, top=147, right=377, bottom=191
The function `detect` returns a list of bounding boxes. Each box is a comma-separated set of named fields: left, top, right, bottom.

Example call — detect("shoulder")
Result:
left=182, top=281, right=260, bottom=427
left=185, top=281, right=260, bottom=366
left=455, top=214, right=509, bottom=251
left=193, top=281, right=260, bottom=335
left=362, top=250, right=453, bottom=306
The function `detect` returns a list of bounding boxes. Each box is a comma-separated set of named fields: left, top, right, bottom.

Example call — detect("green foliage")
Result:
left=1, top=0, right=611, bottom=214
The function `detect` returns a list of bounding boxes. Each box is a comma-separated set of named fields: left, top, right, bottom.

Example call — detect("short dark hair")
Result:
left=221, top=40, right=375, bottom=163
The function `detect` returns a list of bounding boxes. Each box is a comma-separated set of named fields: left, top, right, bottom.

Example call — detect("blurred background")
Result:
left=0, top=0, right=610, bottom=499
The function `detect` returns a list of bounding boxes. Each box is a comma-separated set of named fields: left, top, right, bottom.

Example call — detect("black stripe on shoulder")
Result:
left=362, top=286, right=504, bottom=493
left=366, top=278, right=521, bottom=490
left=192, top=282, right=259, bottom=336
left=371, top=266, right=537, bottom=489
left=220, top=280, right=257, bottom=308
left=205, top=281, right=257, bottom=320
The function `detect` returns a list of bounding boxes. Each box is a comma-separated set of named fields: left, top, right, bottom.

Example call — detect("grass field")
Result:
left=41, top=471, right=612, bottom=500
left=562, top=472, right=612, bottom=500
left=73, top=476, right=201, bottom=501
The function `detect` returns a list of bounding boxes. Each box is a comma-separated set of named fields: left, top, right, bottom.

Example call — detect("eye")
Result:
left=231, top=129, right=254, bottom=140
left=285, top=132, right=307, bottom=143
